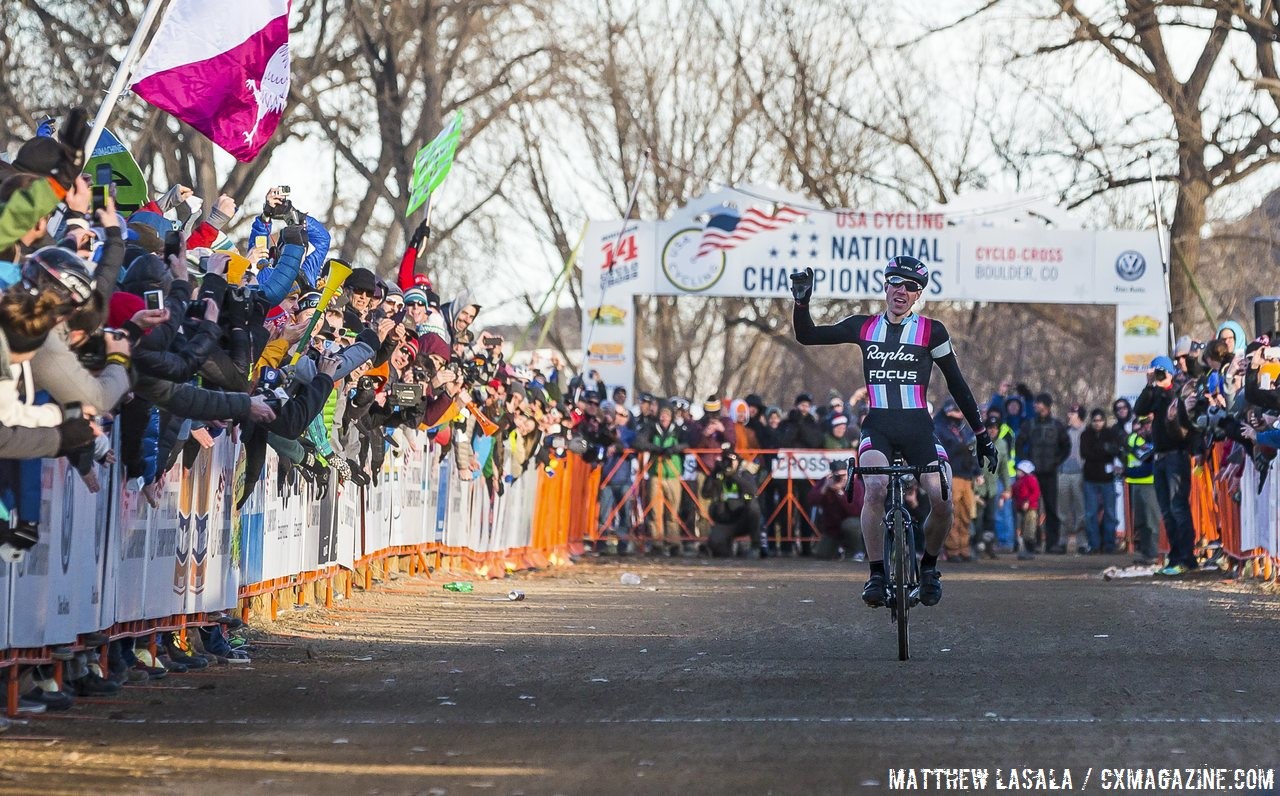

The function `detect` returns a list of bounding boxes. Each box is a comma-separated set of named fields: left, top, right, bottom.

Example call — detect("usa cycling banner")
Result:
left=580, top=186, right=1171, bottom=402
left=619, top=194, right=1168, bottom=306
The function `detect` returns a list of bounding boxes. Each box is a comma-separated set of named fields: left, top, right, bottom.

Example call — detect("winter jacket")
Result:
left=975, top=433, right=1013, bottom=500
left=779, top=409, right=824, bottom=449
left=0, top=421, right=59, bottom=460
left=1012, top=472, right=1041, bottom=511
left=30, top=326, right=132, bottom=412
left=1079, top=425, right=1122, bottom=483
left=805, top=475, right=863, bottom=537
left=1018, top=415, right=1070, bottom=475
left=0, top=330, right=61, bottom=429
left=935, top=414, right=978, bottom=479
left=1133, top=383, right=1193, bottom=453
left=636, top=421, right=685, bottom=479
left=248, top=215, right=331, bottom=288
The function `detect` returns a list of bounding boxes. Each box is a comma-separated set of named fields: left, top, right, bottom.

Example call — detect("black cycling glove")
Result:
left=789, top=266, right=814, bottom=303
left=975, top=433, right=998, bottom=474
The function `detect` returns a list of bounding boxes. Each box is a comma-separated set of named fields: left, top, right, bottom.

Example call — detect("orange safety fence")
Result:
left=555, top=447, right=851, bottom=550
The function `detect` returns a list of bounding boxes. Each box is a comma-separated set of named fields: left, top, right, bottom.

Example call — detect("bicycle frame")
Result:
left=845, top=457, right=949, bottom=661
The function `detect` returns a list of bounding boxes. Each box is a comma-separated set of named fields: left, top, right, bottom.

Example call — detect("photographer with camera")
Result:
left=701, top=444, right=762, bottom=557
left=805, top=456, right=864, bottom=561
left=249, top=186, right=331, bottom=288
left=1133, top=355, right=1197, bottom=575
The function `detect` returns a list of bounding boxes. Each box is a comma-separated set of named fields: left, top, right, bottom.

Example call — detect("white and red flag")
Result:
left=129, top=0, right=291, bottom=162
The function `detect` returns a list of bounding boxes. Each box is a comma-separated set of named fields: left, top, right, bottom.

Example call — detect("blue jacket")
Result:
left=248, top=215, right=331, bottom=288
left=254, top=242, right=305, bottom=307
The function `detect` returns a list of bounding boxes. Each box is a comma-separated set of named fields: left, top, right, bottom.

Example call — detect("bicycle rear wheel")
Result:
left=892, top=511, right=910, bottom=661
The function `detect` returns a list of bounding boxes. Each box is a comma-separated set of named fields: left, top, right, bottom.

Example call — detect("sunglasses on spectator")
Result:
left=351, top=288, right=377, bottom=297
left=886, top=276, right=923, bottom=291
left=405, top=299, right=426, bottom=307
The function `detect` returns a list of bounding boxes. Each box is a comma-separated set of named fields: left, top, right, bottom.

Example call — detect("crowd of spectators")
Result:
left=0, top=109, right=596, bottom=720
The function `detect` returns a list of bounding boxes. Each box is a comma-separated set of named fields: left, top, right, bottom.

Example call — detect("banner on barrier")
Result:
left=2, top=428, right=545, bottom=650
left=770, top=449, right=853, bottom=480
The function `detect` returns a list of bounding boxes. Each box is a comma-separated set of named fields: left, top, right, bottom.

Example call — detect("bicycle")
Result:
left=845, top=457, right=950, bottom=661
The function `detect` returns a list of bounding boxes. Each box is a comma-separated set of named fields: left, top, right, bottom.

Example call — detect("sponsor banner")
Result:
left=1094, top=231, right=1167, bottom=306
left=335, top=481, right=360, bottom=568
left=770, top=449, right=855, bottom=480
left=9, top=459, right=106, bottom=646
left=1115, top=303, right=1168, bottom=400
left=580, top=221, right=653, bottom=305
left=954, top=230, right=1094, bottom=304
left=115, top=482, right=150, bottom=625
left=590, top=197, right=1168, bottom=306
left=656, top=212, right=953, bottom=301
left=0, top=431, right=541, bottom=649
left=142, top=473, right=184, bottom=620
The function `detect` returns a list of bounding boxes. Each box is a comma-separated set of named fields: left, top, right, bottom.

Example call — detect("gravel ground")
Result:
left=1, top=553, right=1278, bottom=795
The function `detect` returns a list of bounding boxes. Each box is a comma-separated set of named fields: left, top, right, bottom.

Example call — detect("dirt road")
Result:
left=2, top=554, right=1277, bottom=795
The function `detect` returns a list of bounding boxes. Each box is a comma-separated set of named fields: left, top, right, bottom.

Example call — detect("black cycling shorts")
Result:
left=857, top=409, right=948, bottom=468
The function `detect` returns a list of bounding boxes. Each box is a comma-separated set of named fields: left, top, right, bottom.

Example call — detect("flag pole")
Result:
left=1143, top=150, right=1176, bottom=353
left=84, top=0, right=170, bottom=157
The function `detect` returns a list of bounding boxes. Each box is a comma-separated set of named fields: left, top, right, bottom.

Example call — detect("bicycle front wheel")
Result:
left=892, top=510, right=910, bottom=661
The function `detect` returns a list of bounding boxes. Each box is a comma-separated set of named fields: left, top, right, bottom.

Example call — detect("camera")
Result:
left=711, top=442, right=739, bottom=476
left=357, top=375, right=379, bottom=392
left=389, top=382, right=423, bottom=407
left=164, top=230, right=182, bottom=260
left=93, top=164, right=112, bottom=212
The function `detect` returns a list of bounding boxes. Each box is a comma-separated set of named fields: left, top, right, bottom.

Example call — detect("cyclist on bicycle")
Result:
left=790, top=256, right=997, bottom=608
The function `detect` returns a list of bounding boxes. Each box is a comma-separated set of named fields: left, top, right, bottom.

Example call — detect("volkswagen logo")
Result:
left=1115, top=250, right=1146, bottom=282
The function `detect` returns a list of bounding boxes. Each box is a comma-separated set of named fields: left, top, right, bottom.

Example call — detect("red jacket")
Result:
left=1011, top=473, right=1040, bottom=511
left=805, top=475, right=863, bottom=538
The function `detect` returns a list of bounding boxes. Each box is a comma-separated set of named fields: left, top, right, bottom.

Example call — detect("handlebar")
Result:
left=844, top=459, right=950, bottom=502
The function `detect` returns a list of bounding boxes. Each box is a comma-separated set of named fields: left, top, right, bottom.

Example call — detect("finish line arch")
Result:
left=579, top=186, right=1169, bottom=401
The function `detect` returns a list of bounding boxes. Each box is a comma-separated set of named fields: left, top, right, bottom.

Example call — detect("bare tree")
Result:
left=948, top=1, right=1280, bottom=339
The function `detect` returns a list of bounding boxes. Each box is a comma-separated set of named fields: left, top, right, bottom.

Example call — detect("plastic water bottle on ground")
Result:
left=620, top=572, right=642, bottom=586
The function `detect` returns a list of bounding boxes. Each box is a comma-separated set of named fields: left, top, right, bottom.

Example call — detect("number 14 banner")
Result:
left=406, top=111, right=464, bottom=217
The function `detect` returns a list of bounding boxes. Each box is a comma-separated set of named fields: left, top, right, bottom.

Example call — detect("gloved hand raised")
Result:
left=976, top=432, right=999, bottom=474
left=789, top=267, right=814, bottom=303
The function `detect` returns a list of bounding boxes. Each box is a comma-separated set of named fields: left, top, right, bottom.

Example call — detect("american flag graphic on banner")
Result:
left=695, top=203, right=808, bottom=259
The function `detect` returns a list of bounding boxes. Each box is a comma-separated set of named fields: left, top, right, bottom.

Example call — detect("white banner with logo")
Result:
left=580, top=188, right=1170, bottom=401
left=770, top=449, right=855, bottom=481
left=579, top=221, right=647, bottom=401
left=1, top=430, right=544, bottom=652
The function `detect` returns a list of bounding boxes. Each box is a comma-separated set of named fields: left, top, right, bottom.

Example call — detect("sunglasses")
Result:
left=405, top=300, right=426, bottom=307
left=886, top=276, right=923, bottom=291
left=351, top=288, right=377, bottom=297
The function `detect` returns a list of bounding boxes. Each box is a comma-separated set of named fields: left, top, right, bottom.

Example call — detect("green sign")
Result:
left=87, top=129, right=147, bottom=212
left=406, top=111, right=463, bottom=217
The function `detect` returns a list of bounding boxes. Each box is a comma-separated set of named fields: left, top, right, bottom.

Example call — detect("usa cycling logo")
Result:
left=1115, top=250, right=1146, bottom=282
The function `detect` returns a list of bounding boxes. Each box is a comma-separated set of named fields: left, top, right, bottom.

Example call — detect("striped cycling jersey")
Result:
left=855, top=313, right=952, bottom=410
left=793, top=304, right=983, bottom=432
